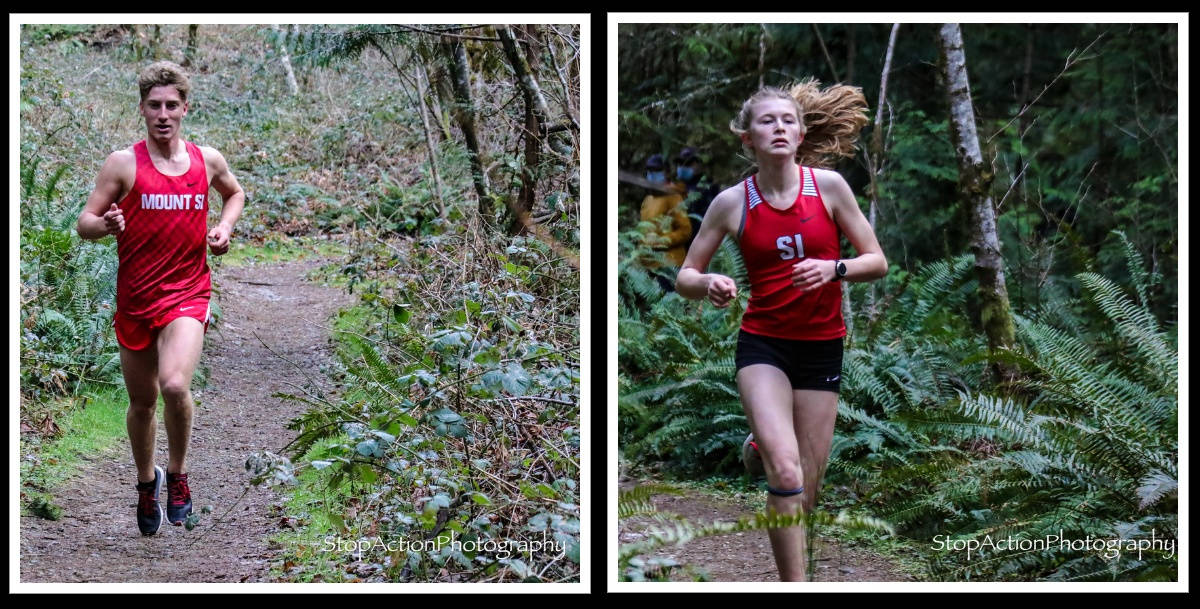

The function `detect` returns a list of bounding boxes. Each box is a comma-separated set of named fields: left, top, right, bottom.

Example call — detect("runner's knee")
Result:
left=128, top=396, right=157, bottom=414
left=765, top=457, right=804, bottom=490
left=158, top=374, right=191, bottom=404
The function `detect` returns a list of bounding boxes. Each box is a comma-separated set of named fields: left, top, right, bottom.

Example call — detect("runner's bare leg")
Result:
left=121, top=345, right=160, bottom=484
left=738, top=364, right=807, bottom=581
left=792, top=389, right=838, bottom=515
left=791, top=388, right=839, bottom=579
left=157, top=316, right=205, bottom=475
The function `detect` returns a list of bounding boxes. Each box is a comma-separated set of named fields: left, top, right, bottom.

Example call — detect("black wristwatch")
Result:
left=833, top=259, right=848, bottom=281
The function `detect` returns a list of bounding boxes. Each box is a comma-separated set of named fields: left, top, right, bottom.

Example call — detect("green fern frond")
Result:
left=1135, top=470, right=1177, bottom=510
left=1112, top=230, right=1152, bottom=309
left=1077, top=272, right=1176, bottom=386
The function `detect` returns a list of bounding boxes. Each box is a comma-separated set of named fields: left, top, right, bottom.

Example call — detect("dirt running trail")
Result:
left=20, top=257, right=353, bottom=583
left=620, top=482, right=919, bottom=582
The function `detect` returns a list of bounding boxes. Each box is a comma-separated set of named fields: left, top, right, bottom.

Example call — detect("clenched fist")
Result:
left=207, top=223, right=231, bottom=255
left=706, top=274, right=738, bottom=308
left=104, top=203, right=125, bottom=234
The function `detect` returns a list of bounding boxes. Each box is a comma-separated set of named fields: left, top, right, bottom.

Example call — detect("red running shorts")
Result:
left=113, top=297, right=211, bottom=351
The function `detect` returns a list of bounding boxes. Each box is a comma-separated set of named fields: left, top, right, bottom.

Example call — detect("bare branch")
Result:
left=986, top=31, right=1106, bottom=143
left=392, top=24, right=501, bottom=42
left=811, top=24, right=841, bottom=82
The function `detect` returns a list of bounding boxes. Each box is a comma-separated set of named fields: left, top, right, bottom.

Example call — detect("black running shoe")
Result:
left=166, top=471, right=192, bottom=526
left=136, top=465, right=165, bottom=536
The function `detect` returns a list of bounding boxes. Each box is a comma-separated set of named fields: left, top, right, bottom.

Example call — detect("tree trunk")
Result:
left=546, top=27, right=580, bottom=144
left=812, top=24, right=840, bottom=82
left=937, top=23, right=1017, bottom=361
left=1018, top=24, right=1034, bottom=309
left=414, top=64, right=446, bottom=217
left=151, top=25, right=162, bottom=59
left=422, top=61, right=452, bottom=143
left=865, top=24, right=900, bottom=322
left=758, top=25, right=768, bottom=89
left=183, top=24, right=198, bottom=67
left=271, top=24, right=300, bottom=96
left=500, top=25, right=559, bottom=235
left=846, top=25, right=856, bottom=84
left=127, top=24, right=144, bottom=60
left=443, top=39, right=495, bottom=223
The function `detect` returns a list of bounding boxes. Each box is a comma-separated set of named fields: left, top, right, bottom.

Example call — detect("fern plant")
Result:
left=618, top=231, right=758, bottom=473
left=875, top=232, right=1177, bottom=581
left=20, top=155, right=122, bottom=401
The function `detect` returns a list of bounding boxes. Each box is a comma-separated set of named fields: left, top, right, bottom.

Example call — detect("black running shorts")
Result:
left=735, top=329, right=844, bottom=392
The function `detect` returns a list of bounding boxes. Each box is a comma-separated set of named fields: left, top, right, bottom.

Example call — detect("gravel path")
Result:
left=20, top=257, right=353, bottom=583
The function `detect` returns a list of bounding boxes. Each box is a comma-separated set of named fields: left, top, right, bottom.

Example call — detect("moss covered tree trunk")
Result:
left=443, top=39, right=495, bottom=223
left=182, top=24, right=198, bottom=67
left=937, top=23, right=1017, bottom=358
left=499, top=25, right=542, bottom=236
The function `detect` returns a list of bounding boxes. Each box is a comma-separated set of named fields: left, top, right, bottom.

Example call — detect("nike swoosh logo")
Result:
left=186, top=181, right=198, bottom=187
left=180, top=306, right=194, bottom=311
left=800, top=215, right=816, bottom=223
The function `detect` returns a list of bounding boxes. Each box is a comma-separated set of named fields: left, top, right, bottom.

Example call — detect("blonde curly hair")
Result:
left=138, top=61, right=191, bottom=102
left=729, top=78, right=869, bottom=169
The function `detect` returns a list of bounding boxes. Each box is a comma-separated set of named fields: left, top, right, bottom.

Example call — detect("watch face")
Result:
left=837, top=261, right=847, bottom=276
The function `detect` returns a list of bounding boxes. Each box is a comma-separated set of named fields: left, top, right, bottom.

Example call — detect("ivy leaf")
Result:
left=357, top=464, right=378, bottom=484
left=356, top=439, right=382, bottom=457
left=413, top=369, right=436, bottom=387
left=473, top=346, right=501, bottom=366
left=501, top=315, right=522, bottom=333
left=504, top=290, right=536, bottom=304
left=431, top=493, right=451, bottom=509
left=432, top=408, right=462, bottom=423
left=392, top=303, right=411, bottom=324
left=502, top=362, right=532, bottom=394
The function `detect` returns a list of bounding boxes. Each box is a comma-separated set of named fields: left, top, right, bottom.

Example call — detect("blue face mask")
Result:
left=646, top=171, right=666, bottom=183
left=676, top=166, right=695, bottom=181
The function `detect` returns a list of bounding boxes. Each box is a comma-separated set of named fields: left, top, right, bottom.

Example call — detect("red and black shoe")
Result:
left=742, top=433, right=765, bottom=477
left=136, top=465, right=165, bottom=536
left=166, top=471, right=192, bottom=526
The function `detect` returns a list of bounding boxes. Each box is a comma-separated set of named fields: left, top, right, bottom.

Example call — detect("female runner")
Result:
left=675, top=81, right=887, bottom=581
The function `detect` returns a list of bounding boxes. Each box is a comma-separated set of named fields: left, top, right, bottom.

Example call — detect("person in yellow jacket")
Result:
left=638, top=154, right=692, bottom=278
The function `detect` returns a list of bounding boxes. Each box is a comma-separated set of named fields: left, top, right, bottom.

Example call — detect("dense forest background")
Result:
left=617, top=23, right=1178, bottom=582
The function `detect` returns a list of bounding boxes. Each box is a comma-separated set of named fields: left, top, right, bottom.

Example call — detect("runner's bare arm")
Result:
left=202, top=146, right=245, bottom=255
left=676, top=185, right=742, bottom=307
left=818, top=169, right=887, bottom=281
left=76, top=150, right=135, bottom=240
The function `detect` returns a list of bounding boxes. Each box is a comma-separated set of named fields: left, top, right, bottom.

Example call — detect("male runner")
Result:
left=76, top=61, right=245, bottom=536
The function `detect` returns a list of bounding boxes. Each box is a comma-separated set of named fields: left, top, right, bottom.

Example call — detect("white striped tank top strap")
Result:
left=801, top=166, right=819, bottom=197
left=746, top=175, right=763, bottom=210
left=738, top=176, right=756, bottom=241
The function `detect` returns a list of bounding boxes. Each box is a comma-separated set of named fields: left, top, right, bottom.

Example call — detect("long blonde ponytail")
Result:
left=729, top=78, right=870, bottom=169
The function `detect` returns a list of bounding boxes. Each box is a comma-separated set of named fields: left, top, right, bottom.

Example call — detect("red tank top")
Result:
left=115, top=140, right=211, bottom=319
left=738, top=166, right=845, bottom=340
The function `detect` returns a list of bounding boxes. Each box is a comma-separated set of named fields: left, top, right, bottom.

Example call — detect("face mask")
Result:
left=646, top=171, right=665, bottom=183
left=676, top=166, right=695, bottom=181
